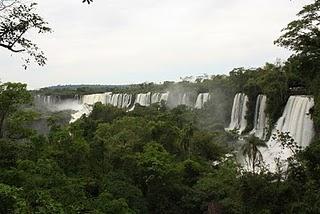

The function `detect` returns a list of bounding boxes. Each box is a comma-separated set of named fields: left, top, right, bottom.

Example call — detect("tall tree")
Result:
left=275, top=0, right=320, bottom=57
left=275, top=0, right=320, bottom=84
left=0, top=82, right=31, bottom=137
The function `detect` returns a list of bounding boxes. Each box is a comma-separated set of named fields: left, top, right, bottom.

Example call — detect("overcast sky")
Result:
left=0, top=0, right=312, bottom=89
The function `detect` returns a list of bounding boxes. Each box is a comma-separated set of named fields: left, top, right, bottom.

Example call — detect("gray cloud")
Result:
left=0, top=0, right=312, bottom=89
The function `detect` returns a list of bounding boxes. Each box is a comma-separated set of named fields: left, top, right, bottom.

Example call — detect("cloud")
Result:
left=0, top=0, right=312, bottom=89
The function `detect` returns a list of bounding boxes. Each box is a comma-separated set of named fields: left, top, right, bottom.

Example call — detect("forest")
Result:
left=1, top=0, right=320, bottom=213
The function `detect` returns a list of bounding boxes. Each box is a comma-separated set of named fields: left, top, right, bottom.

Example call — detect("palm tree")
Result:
left=241, top=135, right=267, bottom=173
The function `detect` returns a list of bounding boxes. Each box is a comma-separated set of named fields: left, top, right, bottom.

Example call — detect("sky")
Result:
left=0, top=0, right=312, bottom=89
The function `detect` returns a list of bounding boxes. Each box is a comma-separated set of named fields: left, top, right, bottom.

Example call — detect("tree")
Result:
left=0, top=1, right=51, bottom=68
left=0, top=183, right=28, bottom=213
left=241, top=135, right=267, bottom=173
left=274, top=0, right=320, bottom=86
left=275, top=0, right=320, bottom=59
left=0, top=82, right=31, bottom=137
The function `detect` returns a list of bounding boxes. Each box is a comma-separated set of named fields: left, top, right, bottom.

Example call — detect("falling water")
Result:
left=110, top=94, right=123, bottom=108
left=194, top=93, right=211, bottom=109
left=160, top=92, right=169, bottom=103
left=70, top=104, right=92, bottom=123
left=121, top=94, right=133, bottom=108
left=34, top=94, right=62, bottom=106
left=81, top=92, right=112, bottom=105
left=135, top=92, right=152, bottom=107
left=250, top=95, right=268, bottom=140
left=151, top=92, right=170, bottom=104
left=151, top=93, right=161, bottom=104
left=262, top=96, right=315, bottom=171
left=34, top=94, right=82, bottom=112
left=227, top=93, right=248, bottom=134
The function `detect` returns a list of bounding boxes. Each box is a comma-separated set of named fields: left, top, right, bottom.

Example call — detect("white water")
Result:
left=262, top=96, right=315, bottom=171
left=194, top=93, right=211, bottom=109
left=151, top=93, right=162, bottom=104
left=128, top=92, right=152, bottom=111
left=227, top=93, right=248, bottom=134
left=160, top=92, right=169, bottom=103
left=134, top=92, right=151, bottom=106
left=120, top=94, right=132, bottom=108
left=167, top=92, right=195, bottom=108
left=34, top=95, right=82, bottom=112
left=151, top=92, right=170, bottom=104
left=250, top=95, right=268, bottom=140
left=38, top=91, right=199, bottom=122
left=35, top=95, right=61, bottom=106
left=81, top=92, right=112, bottom=105
left=70, top=104, right=92, bottom=123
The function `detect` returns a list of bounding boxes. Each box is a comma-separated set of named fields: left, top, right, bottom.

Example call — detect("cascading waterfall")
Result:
left=262, top=95, right=315, bottom=171
left=34, top=94, right=62, bottom=106
left=81, top=92, right=111, bottom=105
left=121, top=94, right=132, bottom=108
left=110, top=94, right=122, bottom=108
left=151, top=93, right=162, bottom=104
left=250, top=95, right=268, bottom=140
left=34, top=94, right=82, bottom=112
left=227, top=93, right=248, bottom=134
left=181, top=94, right=188, bottom=106
left=134, top=92, right=152, bottom=107
left=195, top=93, right=211, bottom=109
left=151, top=92, right=170, bottom=104
left=167, top=92, right=194, bottom=108
left=70, top=104, right=92, bottom=123
left=160, top=92, right=169, bottom=103
left=37, top=91, right=209, bottom=123
left=127, top=93, right=151, bottom=111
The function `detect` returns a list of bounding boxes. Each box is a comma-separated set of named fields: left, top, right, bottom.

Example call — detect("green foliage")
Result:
left=6, top=110, right=38, bottom=139
left=0, top=183, right=28, bottom=213
left=0, top=82, right=32, bottom=138
left=0, top=0, right=319, bottom=211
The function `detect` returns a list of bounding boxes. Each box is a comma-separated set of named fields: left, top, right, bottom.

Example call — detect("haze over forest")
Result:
left=1, top=0, right=320, bottom=213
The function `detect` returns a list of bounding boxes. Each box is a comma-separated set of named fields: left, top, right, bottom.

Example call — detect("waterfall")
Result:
left=102, top=93, right=132, bottom=108
left=151, top=92, right=170, bottom=104
left=262, top=96, right=315, bottom=171
left=181, top=94, right=188, bottom=106
left=70, top=104, right=92, bottom=123
left=227, top=93, right=248, bottom=134
left=134, top=92, right=151, bottom=107
left=250, top=95, right=268, bottom=140
left=195, top=93, right=210, bottom=109
left=121, top=94, right=132, bottom=108
left=160, top=92, right=169, bottom=103
left=34, top=94, right=82, bottom=112
left=81, top=92, right=112, bottom=105
left=151, top=93, right=162, bottom=104
left=166, top=92, right=194, bottom=108
left=34, top=95, right=62, bottom=106
left=110, top=94, right=122, bottom=108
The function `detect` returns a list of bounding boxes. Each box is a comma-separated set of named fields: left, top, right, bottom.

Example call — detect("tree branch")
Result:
left=0, top=0, right=19, bottom=12
left=9, top=27, right=28, bottom=48
left=0, top=43, right=25, bottom=52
